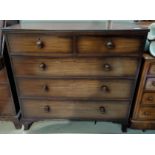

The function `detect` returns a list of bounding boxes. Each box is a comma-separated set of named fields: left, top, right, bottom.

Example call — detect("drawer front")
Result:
left=12, top=57, right=138, bottom=77
left=7, top=34, right=72, bottom=53
left=78, top=36, right=142, bottom=53
left=139, top=107, right=155, bottom=120
left=145, top=78, right=155, bottom=91
left=18, top=79, right=133, bottom=99
left=142, top=93, right=155, bottom=105
left=22, top=100, right=129, bottom=120
left=149, top=63, right=155, bottom=75
left=0, top=85, right=15, bottom=115
left=0, top=67, right=7, bottom=83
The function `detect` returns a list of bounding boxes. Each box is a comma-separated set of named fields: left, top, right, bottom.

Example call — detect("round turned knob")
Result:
left=103, top=63, right=112, bottom=71
left=39, top=63, right=46, bottom=70
left=100, top=85, right=109, bottom=92
left=105, top=40, right=114, bottom=49
left=99, top=106, right=106, bottom=114
left=147, top=96, right=153, bottom=101
left=36, top=39, right=44, bottom=49
left=44, top=105, right=51, bottom=113
left=43, top=85, right=49, bottom=92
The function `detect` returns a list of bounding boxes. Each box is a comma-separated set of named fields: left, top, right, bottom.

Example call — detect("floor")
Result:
left=0, top=120, right=155, bottom=134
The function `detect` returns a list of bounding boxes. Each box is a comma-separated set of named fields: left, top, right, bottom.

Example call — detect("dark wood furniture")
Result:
left=131, top=54, right=155, bottom=129
left=0, top=20, right=21, bottom=129
left=2, top=21, right=148, bottom=130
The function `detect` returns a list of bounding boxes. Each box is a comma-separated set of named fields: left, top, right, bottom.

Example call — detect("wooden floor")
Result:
left=0, top=120, right=155, bottom=134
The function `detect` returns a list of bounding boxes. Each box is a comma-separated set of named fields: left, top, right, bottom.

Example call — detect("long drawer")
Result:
left=21, top=100, right=129, bottom=120
left=7, top=34, right=72, bottom=53
left=77, top=36, right=142, bottom=53
left=12, top=57, right=138, bottom=77
left=0, top=84, right=15, bottom=115
left=18, top=79, right=133, bottom=99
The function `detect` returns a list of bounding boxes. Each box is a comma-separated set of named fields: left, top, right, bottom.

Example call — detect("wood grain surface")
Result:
left=12, top=57, right=138, bottom=77
left=18, top=79, right=133, bottom=99
left=22, top=99, right=129, bottom=119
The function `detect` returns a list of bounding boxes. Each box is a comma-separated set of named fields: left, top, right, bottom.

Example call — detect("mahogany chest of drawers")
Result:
left=131, top=54, right=155, bottom=129
left=2, top=21, right=148, bottom=130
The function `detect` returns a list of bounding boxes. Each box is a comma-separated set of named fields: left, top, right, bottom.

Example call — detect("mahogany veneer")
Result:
left=2, top=21, right=148, bottom=130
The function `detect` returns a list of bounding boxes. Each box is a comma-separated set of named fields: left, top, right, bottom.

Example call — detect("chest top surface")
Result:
left=2, top=20, right=149, bottom=34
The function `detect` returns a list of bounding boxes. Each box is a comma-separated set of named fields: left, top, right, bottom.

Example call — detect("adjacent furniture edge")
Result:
left=0, top=56, right=4, bottom=70
left=131, top=120, right=155, bottom=129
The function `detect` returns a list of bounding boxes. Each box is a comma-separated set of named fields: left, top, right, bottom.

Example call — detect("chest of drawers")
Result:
left=131, top=54, right=155, bottom=129
left=3, top=21, right=148, bottom=130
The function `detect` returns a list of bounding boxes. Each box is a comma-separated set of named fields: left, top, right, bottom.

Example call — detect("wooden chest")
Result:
left=3, top=21, right=148, bottom=130
left=131, top=54, right=155, bottom=129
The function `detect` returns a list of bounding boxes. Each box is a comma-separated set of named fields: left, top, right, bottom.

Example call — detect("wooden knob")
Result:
left=100, top=85, right=109, bottom=92
left=103, top=63, right=112, bottom=71
left=147, top=96, right=153, bottom=101
left=43, top=85, right=49, bottom=92
left=106, top=40, right=114, bottom=49
left=39, top=63, right=46, bottom=70
left=99, top=106, right=106, bottom=114
left=36, top=39, right=44, bottom=48
left=44, top=105, right=51, bottom=113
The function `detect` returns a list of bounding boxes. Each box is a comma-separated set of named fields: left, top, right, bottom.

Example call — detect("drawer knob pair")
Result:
left=44, top=105, right=51, bottom=113
left=103, top=63, right=112, bottom=71
left=36, top=39, right=44, bottom=49
left=99, top=106, right=106, bottom=114
left=106, top=41, right=114, bottom=49
left=100, top=85, right=109, bottom=92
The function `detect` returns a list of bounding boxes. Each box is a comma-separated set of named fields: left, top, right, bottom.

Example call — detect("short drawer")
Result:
left=0, top=84, right=15, bottom=115
left=142, top=93, right=155, bottom=105
left=145, top=78, right=155, bottom=91
left=7, top=34, right=72, bottom=53
left=148, top=63, right=155, bottom=75
left=21, top=100, right=129, bottom=120
left=139, top=107, right=155, bottom=120
left=78, top=36, right=142, bottom=54
left=12, top=57, right=138, bottom=77
left=18, top=79, right=133, bottom=99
